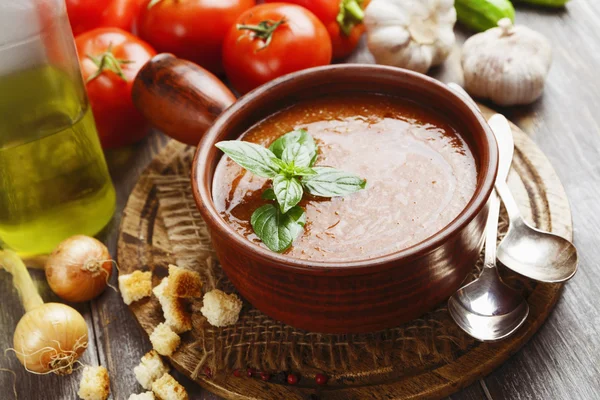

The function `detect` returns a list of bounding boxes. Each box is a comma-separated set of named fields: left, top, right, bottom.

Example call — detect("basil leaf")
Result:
left=262, top=188, right=276, bottom=200
left=292, top=166, right=317, bottom=176
left=273, top=174, right=303, bottom=213
left=282, top=143, right=313, bottom=168
left=251, top=204, right=306, bottom=253
left=269, top=129, right=317, bottom=165
left=286, top=206, right=307, bottom=239
left=216, top=141, right=280, bottom=178
left=302, top=167, right=367, bottom=197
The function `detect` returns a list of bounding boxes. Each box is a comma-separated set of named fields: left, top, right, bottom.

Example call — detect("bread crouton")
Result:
left=119, top=271, right=153, bottom=305
left=128, top=392, right=155, bottom=400
left=152, top=373, right=188, bottom=400
left=153, top=278, right=192, bottom=333
left=165, top=264, right=202, bottom=298
left=78, top=366, right=110, bottom=400
left=200, top=289, right=242, bottom=327
left=150, top=323, right=181, bottom=356
left=134, top=350, right=170, bottom=390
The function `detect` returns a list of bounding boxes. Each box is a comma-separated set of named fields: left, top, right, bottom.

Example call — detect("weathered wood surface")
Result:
left=1, top=1, right=599, bottom=399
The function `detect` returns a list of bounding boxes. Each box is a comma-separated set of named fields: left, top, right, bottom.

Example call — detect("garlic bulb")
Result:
left=462, top=18, right=552, bottom=106
left=364, top=0, right=457, bottom=74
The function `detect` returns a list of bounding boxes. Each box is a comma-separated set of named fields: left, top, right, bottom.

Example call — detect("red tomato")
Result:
left=137, top=0, right=255, bottom=74
left=76, top=28, right=157, bottom=149
left=223, top=3, right=332, bottom=94
left=66, top=0, right=141, bottom=36
left=264, top=0, right=369, bottom=59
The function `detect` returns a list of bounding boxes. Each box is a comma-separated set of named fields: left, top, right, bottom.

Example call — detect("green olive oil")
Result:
left=0, top=65, right=115, bottom=256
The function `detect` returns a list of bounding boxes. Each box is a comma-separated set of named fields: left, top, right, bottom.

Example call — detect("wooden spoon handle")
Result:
left=132, top=54, right=236, bottom=146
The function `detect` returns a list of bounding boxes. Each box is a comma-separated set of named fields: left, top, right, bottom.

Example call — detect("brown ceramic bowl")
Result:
left=134, top=56, right=498, bottom=333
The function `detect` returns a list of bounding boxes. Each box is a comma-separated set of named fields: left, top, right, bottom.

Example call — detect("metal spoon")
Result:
left=448, top=113, right=529, bottom=342
left=448, top=83, right=578, bottom=283
left=489, top=116, right=578, bottom=283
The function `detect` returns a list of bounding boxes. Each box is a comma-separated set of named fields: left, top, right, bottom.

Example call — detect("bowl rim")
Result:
left=192, top=64, right=498, bottom=274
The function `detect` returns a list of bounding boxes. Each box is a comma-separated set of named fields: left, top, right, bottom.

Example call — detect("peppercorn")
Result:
left=287, top=373, right=299, bottom=385
left=315, top=373, right=328, bottom=385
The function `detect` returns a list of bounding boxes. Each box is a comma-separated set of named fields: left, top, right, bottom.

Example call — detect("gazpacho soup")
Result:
left=213, top=94, right=478, bottom=262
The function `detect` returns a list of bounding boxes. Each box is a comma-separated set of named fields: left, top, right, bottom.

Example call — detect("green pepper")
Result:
left=513, top=0, right=569, bottom=7
left=455, top=0, right=516, bottom=32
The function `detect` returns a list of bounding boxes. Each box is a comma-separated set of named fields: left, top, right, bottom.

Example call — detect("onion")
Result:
left=45, top=235, right=113, bottom=303
left=13, top=303, right=88, bottom=374
left=1, top=250, right=89, bottom=375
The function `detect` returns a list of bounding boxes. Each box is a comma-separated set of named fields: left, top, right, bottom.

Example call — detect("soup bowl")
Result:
left=133, top=55, right=498, bottom=333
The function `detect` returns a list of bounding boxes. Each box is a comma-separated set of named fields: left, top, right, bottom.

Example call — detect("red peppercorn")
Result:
left=287, top=373, right=298, bottom=385
left=233, top=369, right=242, bottom=378
left=260, top=372, right=271, bottom=381
left=203, top=367, right=212, bottom=379
left=247, top=368, right=255, bottom=378
left=315, top=373, right=328, bottom=385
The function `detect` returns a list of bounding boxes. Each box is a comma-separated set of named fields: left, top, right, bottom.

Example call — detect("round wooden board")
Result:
left=117, top=105, right=573, bottom=400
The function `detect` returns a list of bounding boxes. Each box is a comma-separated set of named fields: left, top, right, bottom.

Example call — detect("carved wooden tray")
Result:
left=117, top=106, right=572, bottom=400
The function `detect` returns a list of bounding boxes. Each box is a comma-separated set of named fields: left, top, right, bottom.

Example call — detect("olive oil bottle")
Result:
left=0, top=65, right=116, bottom=256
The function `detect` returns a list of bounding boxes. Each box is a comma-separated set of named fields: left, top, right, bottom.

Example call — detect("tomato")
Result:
left=137, top=0, right=255, bottom=74
left=76, top=28, right=157, bottom=149
left=264, top=0, right=369, bottom=59
left=66, top=0, right=142, bottom=36
left=222, top=3, right=332, bottom=95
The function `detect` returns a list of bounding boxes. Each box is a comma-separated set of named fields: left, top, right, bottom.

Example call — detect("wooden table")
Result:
left=2, top=1, right=599, bottom=399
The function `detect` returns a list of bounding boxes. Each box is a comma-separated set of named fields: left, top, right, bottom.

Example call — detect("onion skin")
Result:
left=45, top=235, right=113, bottom=303
left=13, top=303, right=89, bottom=374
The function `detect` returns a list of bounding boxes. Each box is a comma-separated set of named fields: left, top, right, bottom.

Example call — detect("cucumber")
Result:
left=513, top=0, right=569, bottom=7
left=455, top=0, right=516, bottom=32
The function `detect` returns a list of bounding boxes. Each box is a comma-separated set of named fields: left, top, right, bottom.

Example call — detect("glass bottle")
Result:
left=0, top=0, right=116, bottom=256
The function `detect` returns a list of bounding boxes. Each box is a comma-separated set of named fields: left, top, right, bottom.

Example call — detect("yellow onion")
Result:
left=45, top=235, right=113, bottom=303
left=1, top=250, right=89, bottom=375
left=13, top=303, right=88, bottom=374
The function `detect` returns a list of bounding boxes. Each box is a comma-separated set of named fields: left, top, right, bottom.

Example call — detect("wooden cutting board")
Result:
left=117, top=106, right=572, bottom=400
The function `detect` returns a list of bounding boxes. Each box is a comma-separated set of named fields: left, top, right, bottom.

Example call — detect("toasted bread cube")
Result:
left=78, top=366, right=110, bottom=400
left=150, top=323, right=181, bottom=356
left=152, top=373, right=188, bottom=400
left=119, top=271, right=153, bottom=305
left=134, top=350, right=170, bottom=390
left=153, top=278, right=192, bottom=333
left=128, top=392, right=155, bottom=400
left=165, top=264, right=202, bottom=298
left=200, top=289, right=242, bottom=327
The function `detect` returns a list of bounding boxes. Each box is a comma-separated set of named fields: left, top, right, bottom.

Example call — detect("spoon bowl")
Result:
left=448, top=266, right=529, bottom=342
left=498, top=219, right=578, bottom=283
left=448, top=191, right=530, bottom=341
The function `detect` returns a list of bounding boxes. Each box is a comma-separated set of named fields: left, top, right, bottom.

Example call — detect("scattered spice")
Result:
left=287, top=373, right=299, bottom=385
left=315, top=373, right=328, bottom=385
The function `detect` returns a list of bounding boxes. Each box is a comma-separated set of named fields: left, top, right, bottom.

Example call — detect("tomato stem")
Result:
left=86, top=44, right=134, bottom=83
left=337, top=0, right=365, bottom=36
left=236, top=19, right=286, bottom=48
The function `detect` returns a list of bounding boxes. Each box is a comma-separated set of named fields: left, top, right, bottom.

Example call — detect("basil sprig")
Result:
left=217, top=129, right=366, bottom=253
